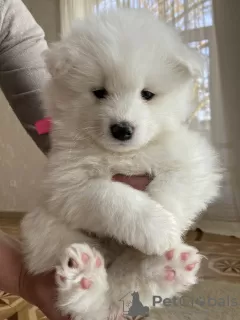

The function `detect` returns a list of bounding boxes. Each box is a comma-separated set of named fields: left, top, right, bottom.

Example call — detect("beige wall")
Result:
left=0, top=0, right=60, bottom=213
left=23, top=0, right=60, bottom=42
left=0, top=92, right=46, bottom=213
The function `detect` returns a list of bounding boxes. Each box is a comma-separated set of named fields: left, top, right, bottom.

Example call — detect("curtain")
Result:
left=206, top=0, right=240, bottom=236
left=59, top=0, right=240, bottom=236
left=60, top=0, right=97, bottom=36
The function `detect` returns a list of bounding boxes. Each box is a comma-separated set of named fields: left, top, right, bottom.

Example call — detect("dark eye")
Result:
left=92, top=88, right=108, bottom=99
left=141, top=89, right=155, bottom=101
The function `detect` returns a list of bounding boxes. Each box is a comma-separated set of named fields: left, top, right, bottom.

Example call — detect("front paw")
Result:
left=135, top=205, right=181, bottom=255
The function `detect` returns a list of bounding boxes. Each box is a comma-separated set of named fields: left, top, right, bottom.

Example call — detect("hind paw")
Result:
left=143, top=244, right=202, bottom=294
left=56, top=243, right=108, bottom=317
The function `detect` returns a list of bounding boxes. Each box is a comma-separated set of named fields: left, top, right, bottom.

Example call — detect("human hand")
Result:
left=0, top=235, right=67, bottom=320
left=0, top=175, right=150, bottom=320
left=112, top=174, right=151, bottom=191
left=20, top=270, right=68, bottom=320
left=113, top=174, right=179, bottom=255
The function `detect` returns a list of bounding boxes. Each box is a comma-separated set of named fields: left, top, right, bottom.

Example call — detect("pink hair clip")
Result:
left=35, top=117, right=52, bottom=135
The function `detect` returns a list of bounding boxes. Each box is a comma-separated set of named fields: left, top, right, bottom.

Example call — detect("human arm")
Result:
left=0, top=0, right=50, bottom=153
left=0, top=231, right=67, bottom=320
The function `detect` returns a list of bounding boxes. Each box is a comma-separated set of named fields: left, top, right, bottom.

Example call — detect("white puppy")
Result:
left=21, top=9, right=221, bottom=320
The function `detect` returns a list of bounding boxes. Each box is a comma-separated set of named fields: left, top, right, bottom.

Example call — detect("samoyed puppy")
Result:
left=21, top=9, right=221, bottom=320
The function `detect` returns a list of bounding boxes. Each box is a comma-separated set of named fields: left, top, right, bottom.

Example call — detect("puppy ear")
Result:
left=42, top=43, right=73, bottom=78
left=176, top=45, right=205, bottom=78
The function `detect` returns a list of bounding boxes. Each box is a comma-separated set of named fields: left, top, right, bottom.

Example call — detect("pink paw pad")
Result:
left=185, top=263, right=197, bottom=271
left=82, top=253, right=89, bottom=264
left=164, top=267, right=176, bottom=281
left=165, top=249, right=174, bottom=261
left=80, top=277, right=92, bottom=289
left=181, top=252, right=190, bottom=261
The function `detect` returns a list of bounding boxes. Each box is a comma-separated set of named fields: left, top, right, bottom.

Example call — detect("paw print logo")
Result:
left=119, top=291, right=149, bottom=318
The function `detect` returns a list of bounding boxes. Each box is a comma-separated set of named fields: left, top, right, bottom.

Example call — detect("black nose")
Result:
left=110, top=122, right=134, bottom=141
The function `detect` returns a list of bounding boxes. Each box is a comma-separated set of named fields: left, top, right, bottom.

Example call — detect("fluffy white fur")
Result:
left=21, top=9, right=221, bottom=320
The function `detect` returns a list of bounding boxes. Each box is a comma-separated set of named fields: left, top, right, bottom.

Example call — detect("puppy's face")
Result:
left=46, top=10, right=203, bottom=152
